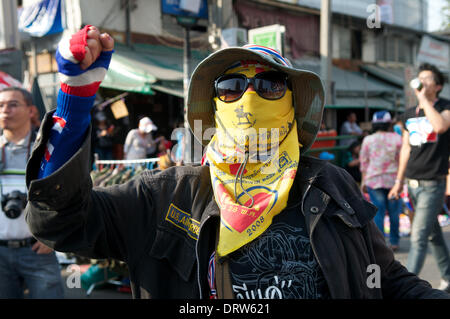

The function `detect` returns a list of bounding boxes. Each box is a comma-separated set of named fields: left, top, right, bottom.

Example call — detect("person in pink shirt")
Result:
left=360, top=111, right=403, bottom=250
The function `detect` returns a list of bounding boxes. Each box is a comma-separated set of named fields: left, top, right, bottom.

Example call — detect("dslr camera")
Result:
left=1, top=190, right=27, bottom=219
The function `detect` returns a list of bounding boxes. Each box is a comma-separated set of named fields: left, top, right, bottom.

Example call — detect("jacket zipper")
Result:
left=196, top=214, right=211, bottom=299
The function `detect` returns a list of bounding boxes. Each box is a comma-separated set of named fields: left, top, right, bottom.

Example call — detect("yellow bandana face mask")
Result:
left=206, top=63, right=300, bottom=257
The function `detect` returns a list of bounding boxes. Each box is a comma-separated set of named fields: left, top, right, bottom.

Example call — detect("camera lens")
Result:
left=2, top=190, right=26, bottom=219
left=4, top=202, right=22, bottom=219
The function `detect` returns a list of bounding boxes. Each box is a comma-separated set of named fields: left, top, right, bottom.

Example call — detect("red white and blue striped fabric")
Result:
left=243, top=44, right=291, bottom=67
left=56, top=25, right=113, bottom=97
left=38, top=26, right=111, bottom=179
left=44, top=140, right=54, bottom=162
left=43, top=115, right=66, bottom=162
left=51, top=115, right=66, bottom=134
left=208, top=251, right=217, bottom=299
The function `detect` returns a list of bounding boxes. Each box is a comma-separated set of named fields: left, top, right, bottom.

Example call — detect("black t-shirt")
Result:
left=227, top=182, right=330, bottom=299
left=402, top=98, right=450, bottom=180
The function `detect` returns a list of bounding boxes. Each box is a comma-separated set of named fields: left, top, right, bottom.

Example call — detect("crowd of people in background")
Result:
left=340, top=106, right=449, bottom=256
left=92, top=113, right=183, bottom=170
left=336, top=62, right=450, bottom=291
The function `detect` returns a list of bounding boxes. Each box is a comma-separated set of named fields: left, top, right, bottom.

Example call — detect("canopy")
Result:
left=292, top=59, right=404, bottom=110
left=359, top=64, right=404, bottom=87
left=101, top=43, right=209, bottom=97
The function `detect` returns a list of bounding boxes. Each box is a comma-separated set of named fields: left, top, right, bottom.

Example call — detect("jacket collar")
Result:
left=297, top=156, right=377, bottom=228
left=201, top=193, right=220, bottom=224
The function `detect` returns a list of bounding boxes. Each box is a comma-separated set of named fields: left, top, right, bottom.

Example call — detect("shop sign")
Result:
left=248, top=24, right=286, bottom=55
left=417, top=36, right=449, bottom=71
left=110, top=99, right=129, bottom=119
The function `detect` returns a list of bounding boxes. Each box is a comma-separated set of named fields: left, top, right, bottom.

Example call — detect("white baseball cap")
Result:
left=138, top=117, right=157, bottom=133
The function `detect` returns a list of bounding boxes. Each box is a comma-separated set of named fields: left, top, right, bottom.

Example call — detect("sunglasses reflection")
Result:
left=215, top=71, right=288, bottom=102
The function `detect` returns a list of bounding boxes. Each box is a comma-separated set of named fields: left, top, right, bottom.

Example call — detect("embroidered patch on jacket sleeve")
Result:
left=165, top=203, right=200, bottom=241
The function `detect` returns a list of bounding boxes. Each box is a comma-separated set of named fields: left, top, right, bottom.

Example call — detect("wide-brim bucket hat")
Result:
left=187, top=44, right=325, bottom=153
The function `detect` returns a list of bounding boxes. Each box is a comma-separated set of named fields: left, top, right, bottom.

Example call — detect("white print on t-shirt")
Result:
left=229, top=222, right=327, bottom=299
left=233, top=276, right=292, bottom=299
left=405, top=116, right=437, bottom=146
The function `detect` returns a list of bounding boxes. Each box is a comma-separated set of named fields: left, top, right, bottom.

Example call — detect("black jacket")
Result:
left=25, top=111, right=449, bottom=299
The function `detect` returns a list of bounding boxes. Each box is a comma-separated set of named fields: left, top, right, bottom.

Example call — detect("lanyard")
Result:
left=208, top=251, right=218, bottom=299
left=415, top=105, right=420, bottom=117
left=0, top=133, right=31, bottom=202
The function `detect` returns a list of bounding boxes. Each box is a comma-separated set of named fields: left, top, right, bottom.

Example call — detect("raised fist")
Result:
left=77, top=25, right=114, bottom=70
left=56, top=25, right=115, bottom=97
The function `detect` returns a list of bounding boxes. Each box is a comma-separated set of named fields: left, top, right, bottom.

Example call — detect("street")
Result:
left=394, top=224, right=450, bottom=289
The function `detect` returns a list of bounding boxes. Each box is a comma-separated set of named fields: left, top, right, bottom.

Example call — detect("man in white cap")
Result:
left=123, top=116, right=160, bottom=159
left=24, top=25, right=449, bottom=299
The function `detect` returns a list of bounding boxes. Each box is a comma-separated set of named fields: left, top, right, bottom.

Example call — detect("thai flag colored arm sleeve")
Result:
left=37, top=92, right=95, bottom=179
left=38, top=26, right=113, bottom=179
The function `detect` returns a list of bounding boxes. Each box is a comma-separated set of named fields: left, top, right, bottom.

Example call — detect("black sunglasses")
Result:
left=214, top=71, right=289, bottom=103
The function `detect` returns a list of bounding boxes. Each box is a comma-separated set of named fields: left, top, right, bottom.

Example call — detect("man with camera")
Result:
left=0, top=87, right=64, bottom=298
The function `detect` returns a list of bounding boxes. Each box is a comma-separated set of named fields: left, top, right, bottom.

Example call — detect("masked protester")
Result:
left=24, top=26, right=449, bottom=299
